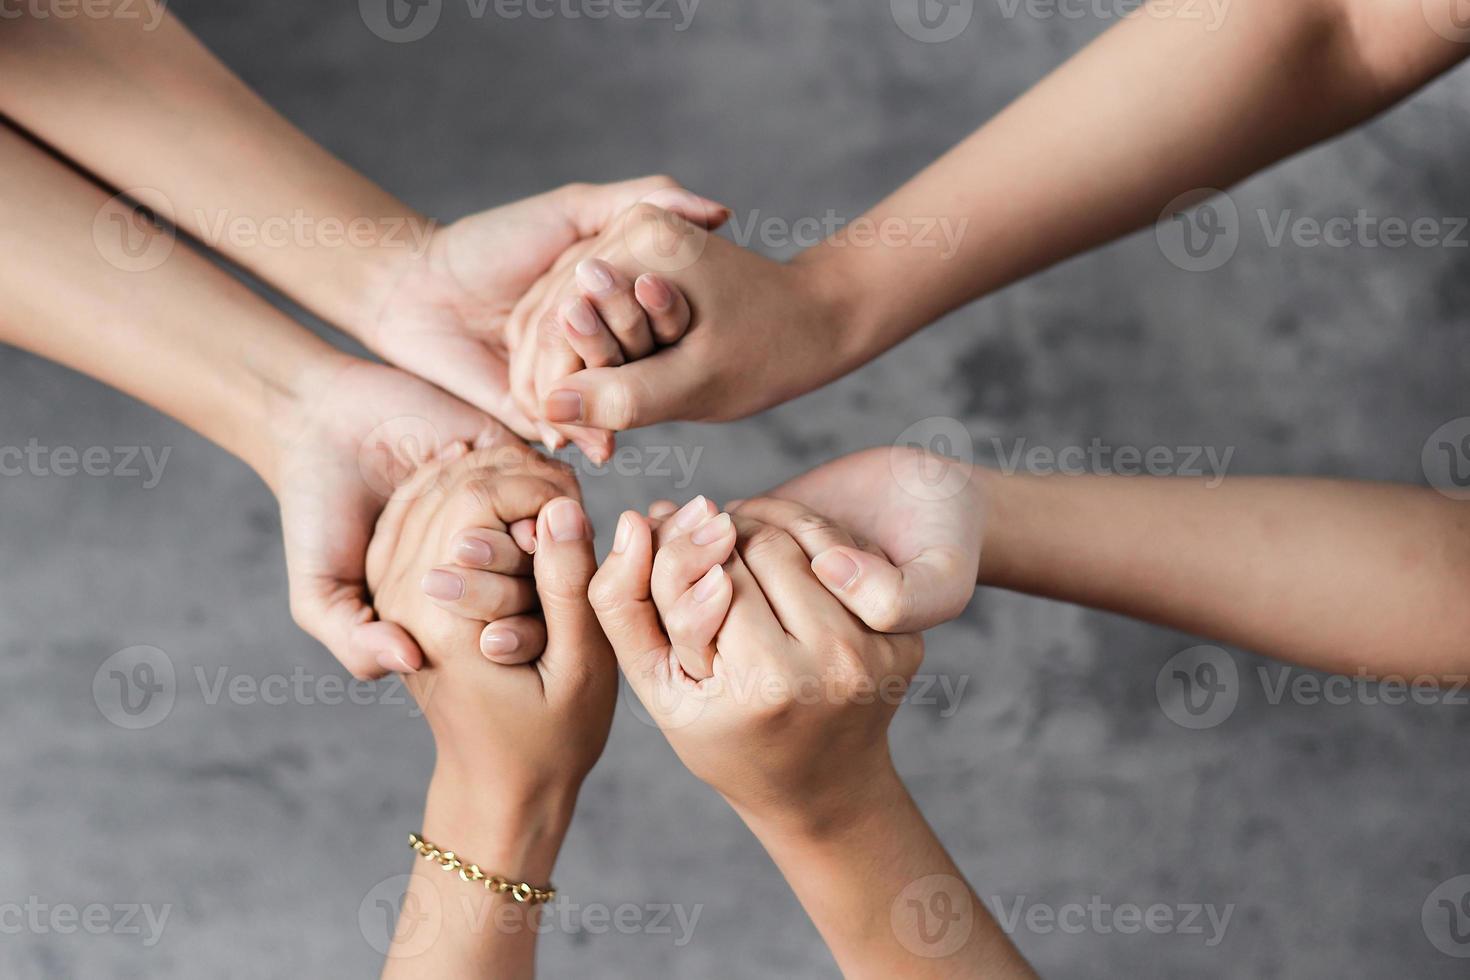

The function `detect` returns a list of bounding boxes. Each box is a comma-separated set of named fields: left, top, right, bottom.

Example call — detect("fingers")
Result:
left=532, top=303, right=615, bottom=461
left=811, top=544, right=974, bottom=634
left=653, top=494, right=718, bottom=549
left=648, top=499, right=678, bottom=520
left=651, top=510, right=737, bottom=680
left=421, top=565, right=537, bottom=621
left=291, top=577, right=422, bottom=681
left=479, top=615, right=548, bottom=666
left=530, top=498, right=611, bottom=682
left=731, top=514, right=848, bottom=642
left=652, top=512, right=736, bottom=609
left=576, top=258, right=655, bottom=360
left=510, top=518, right=537, bottom=555
left=556, top=177, right=730, bottom=239
left=560, top=296, right=625, bottom=369
left=732, top=497, right=869, bottom=560
left=589, top=511, right=671, bottom=697
left=544, top=352, right=697, bottom=432
left=634, top=273, right=692, bottom=346
left=449, top=527, right=532, bottom=576
left=661, top=564, right=733, bottom=681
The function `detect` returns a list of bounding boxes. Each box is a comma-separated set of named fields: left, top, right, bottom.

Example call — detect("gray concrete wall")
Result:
left=1, top=1, right=1467, bottom=977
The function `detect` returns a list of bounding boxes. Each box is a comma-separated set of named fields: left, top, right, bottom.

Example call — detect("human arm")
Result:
left=0, top=118, right=577, bottom=678
left=741, top=447, right=1470, bottom=679
left=588, top=503, right=1034, bottom=977
left=0, top=0, right=726, bottom=444
left=516, top=0, right=1470, bottom=434
left=365, top=451, right=613, bottom=978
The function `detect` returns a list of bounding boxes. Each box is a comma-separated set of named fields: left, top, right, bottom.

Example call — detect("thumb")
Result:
left=530, top=498, right=607, bottom=680
left=810, top=545, right=975, bottom=634
left=588, top=511, right=672, bottom=703
left=290, top=579, right=424, bottom=681
left=543, top=351, right=698, bottom=432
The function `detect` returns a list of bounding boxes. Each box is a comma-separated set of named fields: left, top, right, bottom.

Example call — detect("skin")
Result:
left=704, top=447, right=1470, bottom=679
left=0, top=2, right=722, bottom=673
left=365, top=451, right=614, bottom=979
left=0, top=119, right=591, bottom=679
left=589, top=505, right=1037, bottom=978
left=511, top=0, right=1469, bottom=437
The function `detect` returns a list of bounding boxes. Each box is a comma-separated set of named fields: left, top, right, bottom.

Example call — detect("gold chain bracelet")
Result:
left=408, top=833, right=557, bottom=905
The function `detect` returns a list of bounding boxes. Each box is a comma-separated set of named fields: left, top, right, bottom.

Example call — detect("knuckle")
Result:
left=739, top=523, right=793, bottom=563
left=587, top=568, right=622, bottom=612
left=789, top=512, right=841, bottom=540
left=866, top=587, right=913, bottom=634
left=598, top=378, right=639, bottom=431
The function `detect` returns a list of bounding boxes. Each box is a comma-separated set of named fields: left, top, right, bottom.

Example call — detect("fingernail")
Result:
left=692, top=564, right=725, bottom=602
left=564, top=298, right=601, bottom=336
left=547, top=499, right=587, bottom=542
left=481, top=629, right=521, bottom=658
left=635, top=274, right=673, bottom=312
left=672, top=495, right=710, bottom=531
left=812, top=550, right=860, bottom=591
left=545, top=391, right=583, bottom=424
left=576, top=259, right=615, bottom=295
left=440, top=441, right=469, bottom=461
left=612, top=514, right=632, bottom=554
left=455, top=535, right=493, bottom=567
left=376, top=649, right=416, bottom=674
left=421, top=569, right=465, bottom=601
left=691, top=512, right=732, bottom=546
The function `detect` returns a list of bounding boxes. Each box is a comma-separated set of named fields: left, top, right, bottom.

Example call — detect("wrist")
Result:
left=732, top=753, right=907, bottom=845
left=318, top=208, right=441, bottom=348
left=250, top=341, right=359, bottom=493
left=422, top=765, right=580, bottom=884
left=790, top=245, right=890, bottom=374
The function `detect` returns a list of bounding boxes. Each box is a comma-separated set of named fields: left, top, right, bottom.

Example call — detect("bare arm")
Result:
left=758, top=448, right=1470, bottom=678
left=977, top=471, right=1470, bottom=678
left=527, top=0, right=1470, bottom=434
left=0, top=1, right=417, bottom=334
left=812, top=0, right=1470, bottom=353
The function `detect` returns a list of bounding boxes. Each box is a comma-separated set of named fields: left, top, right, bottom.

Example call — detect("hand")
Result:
left=507, top=204, right=859, bottom=452
left=365, top=450, right=613, bottom=795
left=590, top=503, right=923, bottom=826
left=367, top=458, right=613, bottom=979
left=269, top=357, right=577, bottom=681
left=741, top=446, right=985, bottom=633
left=366, top=178, right=728, bottom=442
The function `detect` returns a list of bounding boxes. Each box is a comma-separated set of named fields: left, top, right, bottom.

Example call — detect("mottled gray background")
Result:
left=2, top=1, right=1468, bottom=977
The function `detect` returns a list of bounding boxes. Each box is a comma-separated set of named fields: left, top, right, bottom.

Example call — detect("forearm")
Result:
left=0, top=121, right=346, bottom=486
left=381, top=769, right=577, bottom=979
left=977, top=469, right=1470, bottom=677
left=0, top=1, right=424, bottom=338
left=737, top=767, right=1034, bottom=979
left=802, top=0, right=1468, bottom=353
